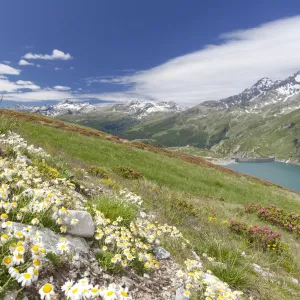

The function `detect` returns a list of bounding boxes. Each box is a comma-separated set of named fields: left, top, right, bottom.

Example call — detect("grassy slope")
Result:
left=2, top=110, right=300, bottom=299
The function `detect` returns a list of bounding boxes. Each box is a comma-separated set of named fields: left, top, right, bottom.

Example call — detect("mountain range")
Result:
left=9, top=71, right=300, bottom=161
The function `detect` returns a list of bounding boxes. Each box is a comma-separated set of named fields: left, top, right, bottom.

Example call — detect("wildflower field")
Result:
left=0, top=111, right=300, bottom=299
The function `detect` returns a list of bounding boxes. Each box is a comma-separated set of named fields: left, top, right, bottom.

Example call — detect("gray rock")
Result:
left=175, top=286, right=186, bottom=300
left=154, top=247, right=171, bottom=260
left=291, top=278, right=299, bottom=285
left=140, top=211, right=147, bottom=218
left=121, top=276, right=135, bottom=290
left=65, top=210, right=95, bottom=238
left=7, top=222, right=90, bottom=254
left=4, top=291, right=18, bottom=300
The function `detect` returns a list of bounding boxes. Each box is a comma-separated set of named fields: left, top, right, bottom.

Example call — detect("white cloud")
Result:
left=54, top=85, right=71, bottom=91
left=0, top=78, right=40, bottom=92
left=55, top=67, right=62, bottom=71
left=3, top=61, right=11, bottom=65
left=88, top=15, right=300, bottom=105
left=16, top=80, right=40, bottom=90
left=4, top=89, right=71, bottom=101
left=18, top=59, right=34, bottom=66
left=0, top=63, right=20, bottom=75
left=23, top=49, right=72, bottom=61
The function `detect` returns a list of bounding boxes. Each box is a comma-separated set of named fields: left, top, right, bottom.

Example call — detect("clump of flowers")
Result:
left=93, top=208, right=184, bottom=274
left=175, top=259, right=243, bottom=299
left=0, top=225, right=47, bottom=294
left=61, top=278, right=132, bottom=300
left=245, top=203, right=300, bottom=234
left=229, top=220, right=287, bottom=252
left=119, top=189, right=143, bottom=206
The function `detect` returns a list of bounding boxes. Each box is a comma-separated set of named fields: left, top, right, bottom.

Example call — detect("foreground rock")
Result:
left=154, top=247, right=171, bottom=260
left=7, top=222, right=90, bottom=254
left=65, top=210, right=95, bottom=238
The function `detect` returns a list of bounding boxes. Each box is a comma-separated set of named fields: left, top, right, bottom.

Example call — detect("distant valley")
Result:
left=11, top=71, right=300, bottom=162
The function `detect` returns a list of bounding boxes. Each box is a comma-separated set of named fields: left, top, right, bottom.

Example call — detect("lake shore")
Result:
left=207, top=158, right=236, bottom=166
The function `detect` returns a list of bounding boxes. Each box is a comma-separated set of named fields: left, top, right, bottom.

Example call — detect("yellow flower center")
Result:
left=43, top=284, right=53, bottom=293
left=121, top=291, right=128, bottom=297
left=24, top=273, right=31, bottom=279
left=16, top=254, right=23, bottom=259
left=33, top=260, right=40, bottom=266
left=107, top=291, right=114, bottom=296
left=72, top=288, right=78, bottom=294
left=32, top=245, right=39, bottom=252
left=3, top=257, right=12, bottom=264
left=91, top=288, right=98, bottom=293
left=16, top=246, right=24, bottom=253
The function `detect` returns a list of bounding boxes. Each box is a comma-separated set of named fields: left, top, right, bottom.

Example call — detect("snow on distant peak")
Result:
left=112, top=100, right=183, bottom=119
left=295, top=74, right=300, bottom=82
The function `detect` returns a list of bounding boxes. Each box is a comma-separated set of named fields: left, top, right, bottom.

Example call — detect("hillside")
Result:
left=1, top=109, right=300, bottom=299
left=55, top=72, right=300, bottom=162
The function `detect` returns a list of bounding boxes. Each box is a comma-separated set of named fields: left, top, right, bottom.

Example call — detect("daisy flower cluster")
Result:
left=60, top=279, right=132, bottom=300
left=0, top=134, right=84, bottom=234
left=1, top=225, right=47, bottom=292
left=0, top=132, right=50, bottom=158
left=176, top=259, right=243, bottom=299
left=94, top=210, right=162, bottom=272
left=119, top=189, right=143, bottom=206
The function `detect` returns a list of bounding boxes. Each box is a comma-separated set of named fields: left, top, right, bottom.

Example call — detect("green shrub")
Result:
left=113, top=166, right=143, bottom=179
left=86, top=165, right=109, bottom=178
left=0, top=115, right=18, bottom=134
left=96, top=251, right=123, bottom=274
left=92, top=195, right=137, bottom=225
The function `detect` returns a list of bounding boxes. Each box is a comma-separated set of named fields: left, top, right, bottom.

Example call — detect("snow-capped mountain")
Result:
left=203, top=71, right=300, bottom=114
left=10, top=100, right=184, bottom=119
left=111, top=100, right=183, bottom=119
left=11, top=100, right=103, bottom=117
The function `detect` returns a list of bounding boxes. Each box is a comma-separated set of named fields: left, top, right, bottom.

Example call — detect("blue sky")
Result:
left=1, top=0, right=300, bottom=106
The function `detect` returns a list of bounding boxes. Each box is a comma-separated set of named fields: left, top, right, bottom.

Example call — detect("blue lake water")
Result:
left=227, top=161, right=300, bottom=193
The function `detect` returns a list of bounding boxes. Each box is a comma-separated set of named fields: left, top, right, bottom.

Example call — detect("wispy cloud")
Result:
left=88, top=15, right=300, bottom=105
left=18, top=59, right=34, bottom=66
left=54, top=85, right=71, bottom=91
left=0, top=63, right=20, bottom=75
left=55, top=67, right=62, bottom=71
left=0, top=78, right=40, bottom=92
left=23, top=49, right=72, bottom=61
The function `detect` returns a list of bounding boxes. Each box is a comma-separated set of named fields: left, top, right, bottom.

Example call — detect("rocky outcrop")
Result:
left=6, top=222, right=90, bottom=254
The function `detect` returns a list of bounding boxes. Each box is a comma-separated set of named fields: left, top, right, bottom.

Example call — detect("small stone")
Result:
left=4, top=291, right=18, bottom=300
left=291, top=278, right=299, bottom=284
left=154, top=247, right=171, bottom=260
left=65, top=210, right=95, bottom=238
left=143, top=273, right=150, bottom=279
left=140, top=211, right=147, bottom=218
left=175, top=286, right=186, bottom=300
left=121, top=276, right=135, bottom=290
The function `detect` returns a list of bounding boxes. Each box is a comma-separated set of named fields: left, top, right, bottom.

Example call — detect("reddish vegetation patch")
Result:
left=245, top=203, right=300, bottom=234
left=229, top=220, right=286, bottom=252
left=0, top=109, right=290, bottom=191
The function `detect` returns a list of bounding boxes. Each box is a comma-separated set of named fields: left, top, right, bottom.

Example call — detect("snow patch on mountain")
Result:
left=112, top=100, right=183, bottom=119
left=10, top=100, right=184, bottom=119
